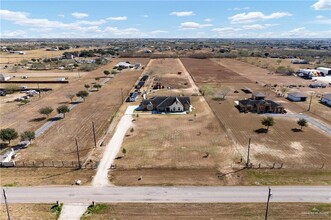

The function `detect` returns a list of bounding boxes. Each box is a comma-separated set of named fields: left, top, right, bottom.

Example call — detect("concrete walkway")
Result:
left=264, top=113, right=331, bottom=135
left=59, top=203, right=89, bottom=220
left=92, top=105, right=137, bottom=187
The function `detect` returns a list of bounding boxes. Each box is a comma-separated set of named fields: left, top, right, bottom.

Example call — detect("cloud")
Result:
left=150, top=30, right=168, bottom=34
left=76, top=20, right=106, bottom=25
left=312, top=0, right=331, bottom=10
left=229, top=11, right=292, bottom=24
left=71, top=12, right=88, bottom=19
left=170, top=11, right=195, bottom=16
left=107, top=16, right=127, bottom=21
left=143, top=15, right=149, bottom=18
left=58, top=14, right=65, bottom=18
left=180, top=22, right=213, bottom=29
left=204, top=18, right=212, bottom=22
left=232, top=7, right=250, bottom=11
left=0, top=30, right=26, bottom=38
left=212, top=27, right=241, bottom=32
left=312, top=15, right=331, bottom=24
left=242, top=24, right=278, bottom=30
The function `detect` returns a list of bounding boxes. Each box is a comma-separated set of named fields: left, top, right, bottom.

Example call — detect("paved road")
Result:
left=264, top=113, right=331, bottom=135
left=2, top=186, right=331, bottom=204
left=92, top=106, right=137, bottom=187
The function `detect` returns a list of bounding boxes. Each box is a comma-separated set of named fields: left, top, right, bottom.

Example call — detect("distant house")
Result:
left=0, top=73, right=11, bottom=81
left=252, top=92, right=266, bottom=100
left=287, top=93, right=308, bottom=102
left=115, top=62, right=134, bottom=69
left=140, top=96, right=190, bottom=113
left=238, top=99, right=285, bottom=114
left=291, top=59, right=308, bottom=64
left=321, top=94, right=331, bottom=106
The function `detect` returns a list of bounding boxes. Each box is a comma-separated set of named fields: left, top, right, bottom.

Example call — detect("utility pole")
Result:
left=308, top=95, right=313, bottom=111
left=92, top=121, right=97, bottom=148
left=246, top=138, right=251, bottom=168
left=265, top=187, right=272, bottom=220
left=37, top=83, right=41, bottom=98
left=120, top=88, right=124, bottom=103
left=75, top=138, right=81, bottom=169
left=3, top=189, right=11, bottom=220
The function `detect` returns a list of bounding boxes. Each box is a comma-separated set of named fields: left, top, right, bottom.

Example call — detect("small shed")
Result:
left=287, top=93, right=308, bottom=102
left=321, top=94, right=331, bottom=106
left=242, top=87, right=253, bottom=94
left=0, top=73, right=11, bottom=81
left=252, top=91, right=266, bottom=100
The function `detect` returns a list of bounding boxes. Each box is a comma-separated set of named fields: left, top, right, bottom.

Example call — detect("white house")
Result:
left=0, top=73, right=11, bottom=81
left=115, top=62, right=134, bottom=69
left=287, top=93, right=308, bottom=102
left=321, top=94, right=331, bottom=106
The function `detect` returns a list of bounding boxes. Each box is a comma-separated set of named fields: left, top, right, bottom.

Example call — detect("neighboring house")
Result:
left=140, top=96, right=190, bottom=112
left=287, top=93, right=308, bottom=102
left=321, top=94, right=331, bottom=106
left=238, top=99, right=285, bottom=114
left=115, top=62, right=134, bottom=69
left=0, top=73, right=11, bottom=81
left=252, top=92, right=266, bottom=100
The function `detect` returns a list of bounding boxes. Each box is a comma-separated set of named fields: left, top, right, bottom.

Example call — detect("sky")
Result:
left=0, top=0, right=330, bottom=38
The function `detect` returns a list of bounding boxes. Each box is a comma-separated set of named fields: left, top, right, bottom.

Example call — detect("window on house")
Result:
left=178, top=107, right=181, bottom=111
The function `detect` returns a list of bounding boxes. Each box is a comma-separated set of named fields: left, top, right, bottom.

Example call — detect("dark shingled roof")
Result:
left=288, top=92, right=308, bottom=98
left=322, top=94, right=331, bottom=100
left=239, top=99, right=281, bottom=108
left=252, top=91, right=266, bottom=97
left=142, top=96, right=190, bottom=108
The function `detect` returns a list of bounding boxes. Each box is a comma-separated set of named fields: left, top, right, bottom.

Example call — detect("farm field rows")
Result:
left=181, top=58, right=252, bottom=84
left=15, top=58, right=149, bottom=162
left=180, top=58, right=331, bottom=168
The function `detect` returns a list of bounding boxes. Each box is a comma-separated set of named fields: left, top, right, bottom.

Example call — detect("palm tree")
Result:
left=261, top=117, right=275, bottom=132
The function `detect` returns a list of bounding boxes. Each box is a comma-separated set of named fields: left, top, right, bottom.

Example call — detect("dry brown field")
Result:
left=0, top=203, right=57, bottom=220
left=240, top=56, right=317, bottom=72
left=0, top=47, right=97, bottom=64
left=81, top=203, right=331, bottom=220
left=111, top=58, right=234, bottom=186
left=0, top=167, right=95, bottom=186
left=216, top=58, right=318, bottom=86
left=15, top=58, right=149, bottom=162
left=180, top=58, right=331, bottom=168
left=181, top=58, right=251, bottom=84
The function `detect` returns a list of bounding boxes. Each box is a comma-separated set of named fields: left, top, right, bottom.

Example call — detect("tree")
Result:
left=111, top=69, right=118, bottom=75
left=95, top=77, right=100, bottom=82
left=93, top=84, right=102, bottom=91
left=38, top=106, right=53, bottom=118
left=261, top=117, right=275, bottom=132
left=264, top=52, right=269, bottom=57
left=57, top=105, right=70, bottom=118
left=297, top=118, right=308, bottom=131
left=76, top=90, right=89, bottom=101
left=84, top=84, right=90, bottom=90
left=66, top=94, right=75, bottom=102
left=21, top=131, right=35, bottom=142
left=122, top=148, right=127, bottom=155
left=104, top=70, right=110, bottom=76
left=215, top=87, right=231, bottom=100
left=0, top=128, right=18, bottom=144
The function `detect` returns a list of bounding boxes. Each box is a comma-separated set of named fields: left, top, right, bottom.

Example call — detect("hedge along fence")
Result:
left=0, top=160, right=99, bottom=169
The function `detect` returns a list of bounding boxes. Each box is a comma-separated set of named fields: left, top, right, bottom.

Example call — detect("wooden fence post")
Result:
left=52, top=161, right=54, bottom=167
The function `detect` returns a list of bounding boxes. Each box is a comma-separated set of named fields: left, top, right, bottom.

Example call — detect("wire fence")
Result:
left=0, top=160, right=99, bottom=169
